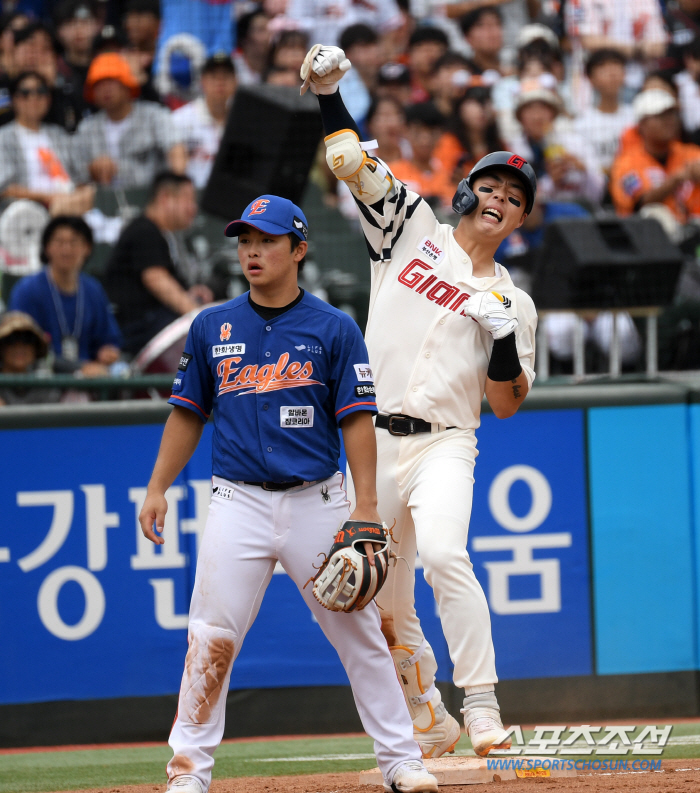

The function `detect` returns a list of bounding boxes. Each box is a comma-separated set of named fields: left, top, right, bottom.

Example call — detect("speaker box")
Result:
left=531, top=216, right=684, bottom=309
left=200, top=84, right=323, bottom=221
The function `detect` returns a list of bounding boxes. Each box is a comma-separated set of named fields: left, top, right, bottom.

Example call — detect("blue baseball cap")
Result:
left=224, top=195, right=309, bottom=241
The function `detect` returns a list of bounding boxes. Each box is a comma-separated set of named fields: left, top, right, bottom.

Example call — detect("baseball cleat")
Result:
left=415, top=703, right=461, bottom=758
left=384, top=760, right=439, bottom=793
left=463, top=710, right=512, bottom=757
left=167, top=775, right=205, bottom=793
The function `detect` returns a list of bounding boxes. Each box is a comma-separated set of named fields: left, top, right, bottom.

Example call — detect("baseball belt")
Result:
left=375, top=414, right=455, bottom=436
left=243, top=480, right=306, bottom=491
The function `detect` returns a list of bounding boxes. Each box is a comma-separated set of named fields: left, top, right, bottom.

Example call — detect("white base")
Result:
left=359, top=756, right=577, bottom=786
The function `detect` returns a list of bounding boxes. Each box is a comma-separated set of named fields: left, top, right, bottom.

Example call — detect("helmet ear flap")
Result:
left=452, top=178, right=479, bottom=216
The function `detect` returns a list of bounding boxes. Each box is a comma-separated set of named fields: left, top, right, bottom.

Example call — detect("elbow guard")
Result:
left=325, top=129, right=393, bottom=204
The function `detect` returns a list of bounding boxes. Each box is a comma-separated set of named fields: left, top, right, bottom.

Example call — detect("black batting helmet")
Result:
left=452, top=151, right=537, bottom=216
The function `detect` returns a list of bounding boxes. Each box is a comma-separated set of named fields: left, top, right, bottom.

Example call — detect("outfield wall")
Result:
left=1, top=384, right=699, bottom=745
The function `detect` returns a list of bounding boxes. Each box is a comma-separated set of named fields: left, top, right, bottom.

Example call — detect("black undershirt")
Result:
left=248, top=288, right=304, bottom=321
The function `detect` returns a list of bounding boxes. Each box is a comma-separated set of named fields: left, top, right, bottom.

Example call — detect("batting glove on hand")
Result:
left=464, top=291, right=519, bottom=340
left=300, top=44, right=351, bottom=95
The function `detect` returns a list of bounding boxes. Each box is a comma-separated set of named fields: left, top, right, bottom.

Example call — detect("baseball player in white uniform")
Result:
left=138, top=195, right=438, bottom=793
left=300, top=46, right=538, bottom=759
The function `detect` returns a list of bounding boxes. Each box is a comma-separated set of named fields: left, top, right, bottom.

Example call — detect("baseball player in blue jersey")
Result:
left=138, top=196, right=438, bottom=793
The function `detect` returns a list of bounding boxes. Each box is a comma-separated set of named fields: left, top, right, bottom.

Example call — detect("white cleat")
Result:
left=463, top=710, right=512, bottom=757
left=384, top=760, right=439, bottom=793
left=415, top=704, right=461, bottom=758
left=167, top=775, right=205, bottom=793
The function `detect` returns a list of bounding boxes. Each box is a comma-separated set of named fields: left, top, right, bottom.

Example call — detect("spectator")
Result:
left=104, top=171, right=212, bottom=355
left=172, top=53, right=236, bottom=189
left=675, top=37, right=700, bottom=137
left=233, top=7, right=271, bottom=85
left=9, top=216, right=122, bottom=375
left=407, top=26, right=450, bottom=103
left=574, top=49, right=635, bottom=184
left=434, top=83, right=505, bottom=186
left=264, top=65, right=301, bottom=87
left=54, top=0, right=100, bottom=123
left=0, top=311, right=59, bottom=405
left=429, top=52, right=476, bottom=118
left=338, top=24, right=381, bottom=129
left=73, top=53, right=186, bottom=188
left=375, top=61, right=412, bottom=106
left=366, top=96, right=410, bottom=163
left=266, top=29, right=309, bottom=75
left=122, top=0, right=161, bottom=98
left=0, top=22, right=83, bottom=132
left=284, top=0, right=404, bottom=48
left=610, top=89, right=700, bottom=225
left=663, top=0, right=700, bottom=74
left=0, top=71, right=94, bottom=215
left=509, top=76, right=604, bottom=205
left=389, top=102, right=454, bottom=209
left=459, top=7, right=504, bottom=77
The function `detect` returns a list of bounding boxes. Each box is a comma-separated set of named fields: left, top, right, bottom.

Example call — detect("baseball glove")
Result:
left=307, top=520, right=393, bottom=612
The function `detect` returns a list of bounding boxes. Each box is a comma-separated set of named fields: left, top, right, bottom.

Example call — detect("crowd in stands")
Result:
left=2, top=0, right=700, bottom=401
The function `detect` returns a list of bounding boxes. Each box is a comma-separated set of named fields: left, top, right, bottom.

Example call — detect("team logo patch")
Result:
left=217, top=352, right=321, bottom=396
left=293, top=216, right=308, bottom=239
left=213, top=343, right=245, bottom=357
left=355, top=384, right=376, bottom=397
left=621, top=172, right=642, bottom=196
left=280, top=405, right=314, bottom=427
left=417, top=235, right=445, bottom=264
left=212, top=484, right=234, bottom=500
left=354, top=364, right=373, bottom=381
left=249, top=198, right=269, bottom=215
left=220, top=323, right=232, bottom=341
left=507, top=154, right=526, bottom=169
left=178, top=353, right=192, bottom=371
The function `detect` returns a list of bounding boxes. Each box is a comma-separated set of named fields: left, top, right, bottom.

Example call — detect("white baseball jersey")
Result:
left=356, top=176, right=537, bottom=429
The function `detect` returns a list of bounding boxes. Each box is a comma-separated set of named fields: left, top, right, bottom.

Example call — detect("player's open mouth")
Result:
left=248, top=263, right=263, bottom=273
left=481, top=207, right=503, bottom=223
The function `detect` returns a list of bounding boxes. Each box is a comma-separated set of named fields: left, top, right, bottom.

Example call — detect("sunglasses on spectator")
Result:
left=16, top=86, right=49, bottom=98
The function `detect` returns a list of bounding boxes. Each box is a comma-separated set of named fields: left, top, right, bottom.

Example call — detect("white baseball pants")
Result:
left=348, top=428, right=497, bottom=693
left=167, top=473, right=421, bottom=792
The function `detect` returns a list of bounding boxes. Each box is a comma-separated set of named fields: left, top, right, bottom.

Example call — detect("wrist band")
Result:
left=487, top=332, right=522, bottom=382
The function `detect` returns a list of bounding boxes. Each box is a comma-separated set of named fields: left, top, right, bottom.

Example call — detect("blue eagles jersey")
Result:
left=169, top=291, right=377, bottom=482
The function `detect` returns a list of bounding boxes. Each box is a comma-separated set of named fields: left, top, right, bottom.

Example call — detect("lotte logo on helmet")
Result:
left=507, top=155, right=526, bottom=169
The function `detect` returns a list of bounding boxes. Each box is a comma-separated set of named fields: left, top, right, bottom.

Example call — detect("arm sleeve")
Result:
left=331, top=317, right=378, bottom=422
left=317, top=90, right=361, bottom=138
left=168, top=316, right=214, bottom=422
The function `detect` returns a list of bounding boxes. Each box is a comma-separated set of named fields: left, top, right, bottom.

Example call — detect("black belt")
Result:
left=375, top=414, right=455, bottom=436
left=244, top=480, right=305, bottom=491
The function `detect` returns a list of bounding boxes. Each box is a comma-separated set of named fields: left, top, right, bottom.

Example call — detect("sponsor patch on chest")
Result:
left=213, top=343, right=245, bottom=357
left=280, top=405, right=314, bottom=427
left=417, top=235, right=445, bottom=264
left=212, top=484, right=234, bottom=500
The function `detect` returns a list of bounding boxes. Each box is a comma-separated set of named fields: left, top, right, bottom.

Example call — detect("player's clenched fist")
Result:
left=139, top=491, right=168, bottom=545
left=300, top=44, right=351, bottom=95
left=464, top=291, right=518, bottom=340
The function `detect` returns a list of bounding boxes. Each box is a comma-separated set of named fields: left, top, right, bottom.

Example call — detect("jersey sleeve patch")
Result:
left=353, top=363, right=374, bottom=381
left=178, top=353, right=192, bottom=371
left=355, top=384, right=376, bottom=397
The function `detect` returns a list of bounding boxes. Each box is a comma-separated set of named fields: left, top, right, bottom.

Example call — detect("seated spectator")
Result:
left=375, top=62, right=412, bottom=106
left=266, top=29, right=309, bottom=76
left=407, top=27, right=450, bottom=103
left=172, top=53, right=236, bottom=190
left=285, top=0, right=403, bottom=48
left=0, top=21, right=84, bottom=132
left=9, top=216, right=122, bottom=375
left=675, top=37, right=700, bottom=139
left=434, top=83, right=505, bottom=185
left=389, top=102, right=454, bottom=209
left=0, top=71, right=94, bottom=215
left=459, top=7, right=504, bottom=77
left=233, top=7, right=271, bottom=86
left=264, top=66, right=301, bottom=87
left=610, top=89, right=700, bottom=226
left=574, top=49, right=635, bottom=185
left=104, top=171, right=212, bottom=354
left=338, top=24, right=381, bottom=130
left=122, top=0, right=160, bottom=100
left=366, top=96, right=410, bottom=164
left=509, top=77, right=604, bottom=205
left=54, top=0, right=100, bottom=124
left=73, top=53, right=186, bottom=188
left=0, top=311, right=60, bottom=405
left=430, top=52, right=476, bottom=118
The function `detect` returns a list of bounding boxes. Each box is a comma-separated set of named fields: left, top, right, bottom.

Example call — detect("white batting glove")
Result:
left=464, top=291, right=518, bottom=340
left=300, top=44, right=352, bottom=95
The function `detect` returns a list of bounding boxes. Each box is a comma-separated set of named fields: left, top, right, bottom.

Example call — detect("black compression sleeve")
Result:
left=317, top=90, right=361, bottom=137
left=487, top=332, right=523, bottom=382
